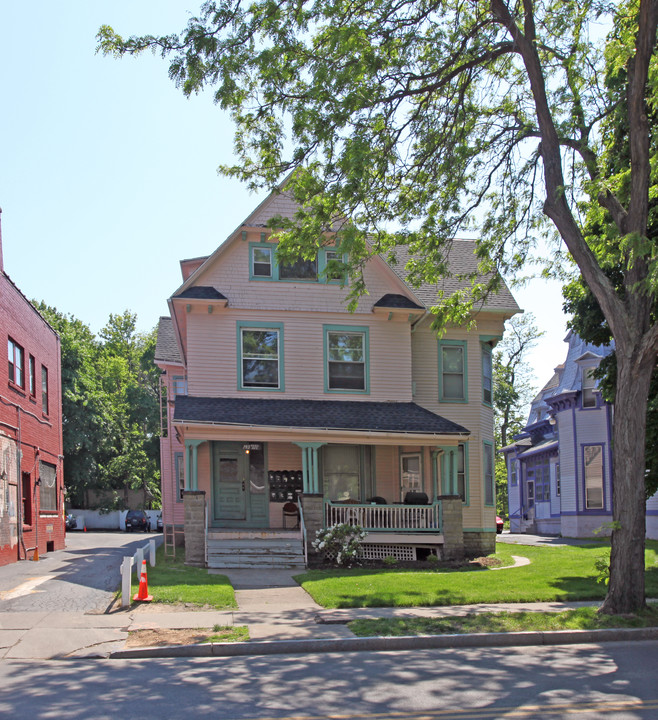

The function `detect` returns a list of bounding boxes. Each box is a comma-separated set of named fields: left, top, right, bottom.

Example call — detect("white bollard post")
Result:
left=149, top=539, right=156, bottom=567
left=135, top=547, right=143, bottom=577
left=121, top=557, right=133, bottom=607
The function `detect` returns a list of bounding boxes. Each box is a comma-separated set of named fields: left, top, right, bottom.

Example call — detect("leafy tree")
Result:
left=99, top=1, right=658, bottom=613
left=493, top=315, right=543, bottom=518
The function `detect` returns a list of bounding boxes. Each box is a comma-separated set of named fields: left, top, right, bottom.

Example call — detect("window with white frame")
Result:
left=582, top=367, right=597, bottom=408
left=400, top=452, right=422, bottom=500
left=39, top=461, right=57, bottom=512
left=510, top=460, right=518, bottom=486
left=251, top=246, right=273, bottom=277
left=8, top=338, right=24, bottom=388
left=173, top=376, right=188, bottom=396
left=326, top=329, right=367, bottom=391
left=240, top=327, right=281, bottom=388
left=584, top=445, right=604, bottom=509
left=555, top=463, right=561, bottom=496
left=482, top=343, right=493, bottom=405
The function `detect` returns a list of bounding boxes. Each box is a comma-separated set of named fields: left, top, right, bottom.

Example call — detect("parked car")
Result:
left=156, top=513, right=163, bottom=532
left=65, top=513, right=77, bottom=531
left=125, top=509, right=150, bottom=532
left=496, top=516, right=504, bottom=534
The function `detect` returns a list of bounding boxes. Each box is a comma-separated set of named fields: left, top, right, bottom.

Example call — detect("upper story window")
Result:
left=438, top=340, right=467, bottom=402
left=251, top=246, right=273, bottom=277
left=41, top=366, right=49, bottom=415
left=324, top=326, right=369, bottom=393
left=481, top=343, right=493, bottom=405
left=173, top=376, right=188, bottom=396
left=250, top=242, right=346, bottom=284
left=238, top=322, right=284, bottom=391
left=584, top=444, right=604, bottom=509
left=8, top=338, right=25, bottom=388
left=279, top=256, right=318, bottom=280
left=555, top=463, right=561, bottom=496
left=28, top=355, right=36, bottom=397
left=582, top=367, right=597, bottom=408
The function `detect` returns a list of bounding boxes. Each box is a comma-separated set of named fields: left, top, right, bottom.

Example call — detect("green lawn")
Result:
left=348, top=606, right=658, bottom=637
left=130, top=547, right=237, bottom=609
left=295, top=541, right=658, bottom=608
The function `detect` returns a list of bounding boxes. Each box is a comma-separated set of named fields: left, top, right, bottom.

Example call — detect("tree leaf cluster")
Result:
left=36, top=304, right=161, bottom=510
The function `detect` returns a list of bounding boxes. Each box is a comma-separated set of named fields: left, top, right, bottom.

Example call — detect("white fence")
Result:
left=120, top=538, right=157, bottom=608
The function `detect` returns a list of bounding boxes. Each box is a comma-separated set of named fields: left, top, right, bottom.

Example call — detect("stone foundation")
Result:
left=464, top=530, right=496, bottom=557
left=183, top=490, right=207, bottom=567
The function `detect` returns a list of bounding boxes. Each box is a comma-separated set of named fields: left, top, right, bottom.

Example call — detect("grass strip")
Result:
left=130, top=546, right=237, bottom=609
left=348, top=606, right=658, bottom=637
left=296, top=541, right=658, bottom=609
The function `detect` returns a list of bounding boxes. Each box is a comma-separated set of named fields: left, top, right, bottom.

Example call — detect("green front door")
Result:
left=212, top=442, right=268, bottom=527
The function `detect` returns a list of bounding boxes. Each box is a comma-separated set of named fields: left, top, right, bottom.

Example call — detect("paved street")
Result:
left=0, top=530, right=161, bottom=613
left=2, top=642, right=658, bottom=719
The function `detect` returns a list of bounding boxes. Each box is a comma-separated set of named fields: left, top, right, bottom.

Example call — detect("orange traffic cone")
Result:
left=32, top=547, right=39, bottom=562
left=132, top=559, right=153, bottom=602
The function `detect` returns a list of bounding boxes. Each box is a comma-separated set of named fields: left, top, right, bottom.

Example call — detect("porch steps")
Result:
left=207, top=530, right=305, bottom=569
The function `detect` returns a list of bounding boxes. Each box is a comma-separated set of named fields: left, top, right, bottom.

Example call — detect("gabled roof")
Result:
left=387, top=243, right=520, bottom=312
left=154, top=316, right=183, bottom=365
left=174, top=396, right=470, bottom=436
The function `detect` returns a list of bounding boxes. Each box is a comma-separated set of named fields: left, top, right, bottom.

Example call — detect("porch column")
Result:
left=448, top=449, right=456, bottom=495
left=294, top=442, right=325, bottom=494
left=431, top=450, right=441, bottom=502
left=185, top=439, right=204, bottom=491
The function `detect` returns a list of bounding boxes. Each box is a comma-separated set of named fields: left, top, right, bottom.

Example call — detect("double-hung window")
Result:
left=325, top=326, right=369, bottom=392
left=173, top=376, right=188, bottom=397
left=251, top=246, right=273, bottom=278
left=238, top=323, right=283, bottom=390
left=41, top=366, right=49, bottom=415
left=582, top=368, right=597, bottom=408
left=584, top=445, right=604, bottom=509
left=483, top=441, right=494, bottom=506
left=8, top=338, right=24, bottom=388
left=481, top=343, right=493, bottom=405
left=29, top=355, right=36, bottom=397
left=439, top=340, right=467, bottom=402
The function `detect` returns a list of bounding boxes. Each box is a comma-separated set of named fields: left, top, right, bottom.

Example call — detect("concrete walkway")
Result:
left=2, top=562, right=653, bottom=660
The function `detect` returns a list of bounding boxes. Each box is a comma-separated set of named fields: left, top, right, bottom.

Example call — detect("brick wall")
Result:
left=0, top=270, right=64, bottom=566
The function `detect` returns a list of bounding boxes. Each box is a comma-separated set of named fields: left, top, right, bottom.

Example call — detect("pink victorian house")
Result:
left=155, top=186, right=519, bottom=568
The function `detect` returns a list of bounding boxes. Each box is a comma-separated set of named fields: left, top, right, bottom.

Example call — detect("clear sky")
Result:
left=0, top=1, right=570, bottom=401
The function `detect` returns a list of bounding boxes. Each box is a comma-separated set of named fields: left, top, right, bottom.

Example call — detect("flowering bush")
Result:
left=313, top=523, right=366, bottom=566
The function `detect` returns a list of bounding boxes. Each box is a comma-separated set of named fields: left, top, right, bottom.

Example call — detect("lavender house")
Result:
left=503, top=332, right=658, bottom=539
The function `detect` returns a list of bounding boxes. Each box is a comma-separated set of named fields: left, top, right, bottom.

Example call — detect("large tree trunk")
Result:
left=600, top=346, right=653, bottom=614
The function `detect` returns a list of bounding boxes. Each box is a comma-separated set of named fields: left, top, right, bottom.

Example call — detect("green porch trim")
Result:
left=184, top=439, right=205, bottom=491
left=295, top=442, right=325, bottom=493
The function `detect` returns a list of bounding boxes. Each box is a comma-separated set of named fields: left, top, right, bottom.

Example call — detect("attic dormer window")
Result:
left=582, top=368, right=597, bottom=408
left=279, top=256, right=318, bottom=281
left=251, top=246, right=272, bottom=277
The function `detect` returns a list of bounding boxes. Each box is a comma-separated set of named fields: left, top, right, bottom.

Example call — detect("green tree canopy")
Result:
left=99, top=0, right=658, bottom=613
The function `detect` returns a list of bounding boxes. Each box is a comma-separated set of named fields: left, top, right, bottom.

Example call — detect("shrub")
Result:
left=383, top=555, right=398, bottom=566
left=313, top=523, right=366, bottom=566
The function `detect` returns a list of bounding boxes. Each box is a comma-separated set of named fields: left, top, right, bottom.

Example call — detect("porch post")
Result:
left=185, top=439, right=204, bottom=491
left=431, top=450, right=440, bottom=502
left=448, top=449, right=456, bottom=495
left=294, top=442, right=325, bottom=494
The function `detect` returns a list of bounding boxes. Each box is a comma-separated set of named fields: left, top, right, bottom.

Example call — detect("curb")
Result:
left=108, top=625, right=658, bottom=660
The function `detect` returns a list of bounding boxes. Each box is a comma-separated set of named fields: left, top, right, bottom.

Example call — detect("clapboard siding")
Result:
left=186, top=309, right=413, bottom=401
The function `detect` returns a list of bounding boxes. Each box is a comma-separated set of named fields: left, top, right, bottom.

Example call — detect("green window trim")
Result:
left=438, top=339, right=468, bottom=403
left=323, top=324, right=370, bottom=394
left=437, top=442, right=469, bottom=505
left=483, top=440, right=495, bottom=507
left=236, top=320, right=285, bottom=392
left=175, top=452, right=184, bottom=502
left=249, top=242, right=348, bottom=285
left=481, top=342, right=493, bottom=407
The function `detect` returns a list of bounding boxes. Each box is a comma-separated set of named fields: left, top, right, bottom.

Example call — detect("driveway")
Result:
left=0, top=530, right=162, bottom=614
left=497, top=531, right=605, bottom=547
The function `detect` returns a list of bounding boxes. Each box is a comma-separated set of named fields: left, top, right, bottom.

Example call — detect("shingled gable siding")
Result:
left=185, top=310, right=413, bottom=402
left=190, top=224, right=413, bottom=315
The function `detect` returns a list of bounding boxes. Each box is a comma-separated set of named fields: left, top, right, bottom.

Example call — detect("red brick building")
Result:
left=0, top=209, right=64, bottom=565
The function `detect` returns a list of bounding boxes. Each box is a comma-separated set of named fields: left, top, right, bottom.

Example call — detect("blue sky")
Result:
left=0, top=1, right=569, bottom=396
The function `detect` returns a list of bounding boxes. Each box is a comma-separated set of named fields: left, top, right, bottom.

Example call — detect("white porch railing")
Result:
left=324, top=501, right=442, bottom=533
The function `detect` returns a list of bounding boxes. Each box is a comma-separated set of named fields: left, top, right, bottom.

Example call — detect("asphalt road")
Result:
left=1, top=642, right=658, bottom=719
left=0, top=530, right=161, bottom=613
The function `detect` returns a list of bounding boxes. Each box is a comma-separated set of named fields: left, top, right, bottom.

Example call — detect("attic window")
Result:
left=582, top=368, right=597, bottom=408
left=279, top=256, right=318, bottom=281
left=252, top=247, right=272, bottom=277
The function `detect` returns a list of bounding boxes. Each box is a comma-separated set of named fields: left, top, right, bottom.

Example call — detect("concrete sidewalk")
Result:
left=1, top=565, right=653, bottom=660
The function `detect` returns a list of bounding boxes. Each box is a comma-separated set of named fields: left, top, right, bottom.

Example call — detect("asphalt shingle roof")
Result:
left=373, top=293, right=424, bottom=309
left=174, top=396, right=470, bottom=436
left=176, top=286, right=227, bottom=300
left=154, top=316, right=182, bottom=364
left=387, top=241, right=520, bottom=311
